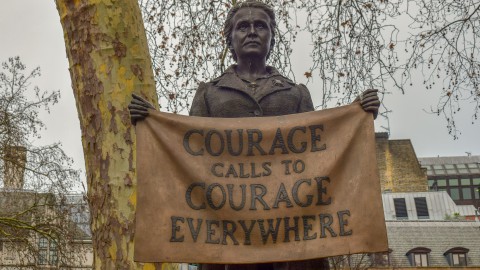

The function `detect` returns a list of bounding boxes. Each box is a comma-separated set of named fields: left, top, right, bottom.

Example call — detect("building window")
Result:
left=433, top=165, right=445, bottom=174
left=449, top=179, right=459, bottom=186
left=444, top=247, right=469, bottom=266
left=450, top=188, right=460, bottom=200
left=426, top=166, right=434, bottom=175
left=428, top=180, right=436, bottom=191
left=457, top=164, right=469, bottom=174
left=452, top=253, right=467, bottom=266
left=393, top=198, right=408, bottom=220
left=414, top=253, right=428, bottom=266
left=38, top=237, right=48, bottom=265
left=406, top=247, right=431, bottom=267
left=414, top=197, right=429, bottom=219
left=38, top=237, right=58, bottom=266
left=473, top=178, right=480, bottom=185
left=461, top=178, right=471, bottom=186
left=462, top=188, right=472, bottom=199
left=445, top=164, right=457, bottom=174
left=467, top=163, right=480, bottom=173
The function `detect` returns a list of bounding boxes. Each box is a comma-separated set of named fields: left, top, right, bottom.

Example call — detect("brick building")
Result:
left=375, top=133, right=428, bottom=193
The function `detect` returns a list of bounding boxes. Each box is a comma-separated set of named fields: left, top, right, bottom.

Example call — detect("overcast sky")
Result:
left=1, top=1, right=479, bottom=178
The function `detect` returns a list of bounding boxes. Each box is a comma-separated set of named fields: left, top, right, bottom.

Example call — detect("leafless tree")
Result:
left=139, top=0, right=479, bottom=137
left=0, top=56, right=89, bottom=268
left=401, top=0, right=480, bottom=138
left=328, top=253, right=371, bottom=270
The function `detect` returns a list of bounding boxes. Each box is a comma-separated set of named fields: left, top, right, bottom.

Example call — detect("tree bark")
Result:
left=55, top=0, right=175, bottom=269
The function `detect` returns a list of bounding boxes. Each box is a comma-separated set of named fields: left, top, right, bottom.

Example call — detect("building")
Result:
left=379, top=192, right=480, bottom=267
left=384, top=220, right=480, bottom=268
left=419, top=155, right=480, bottom=209
left=368, top=134, right=480, bottom=269
left=382, top=191, right=477, bottom=221
left=0, top=146, right=92, bottom=269
left=375, top=133, right=428, bottom=193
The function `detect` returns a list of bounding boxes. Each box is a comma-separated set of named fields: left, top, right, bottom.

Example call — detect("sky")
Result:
left=1, top=1, right=479, bottom=179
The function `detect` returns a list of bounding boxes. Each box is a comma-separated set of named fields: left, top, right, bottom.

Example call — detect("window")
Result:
left=407, top=247, right=430, bottom=267
left=38, top=237, right=58, bottom=266
left=444, top=247, right=469, bottom=266
left=437, top=179, right=447, bottom=186
left=38, top=237, right=48, bottom=265
left=414, top=197, right=429, bottom=219
left=473, top=178, right=480, bottom=185
left=462, top=188, right=472, bottom=200
left=450, top=188, right=460, bottom=200
left=467, top=163, right=480, bottom=173
left=428, top=180, right=435, bottom=190
left=433, top=165, right=445, bottom=174
left=457, top=164, right=469, bottom=174
left=461, top=178, right=471, bottom=186
left=49, top=241, right=58, bottom=265
left=452, top=253, right=467, bottom=266
left=393, top=198, right=408, bottom=220
left=414, top=253, right=428, bottom=266
left=445, top=164, right=457, bottom=174
left=449, top=179, right=459, bottom=186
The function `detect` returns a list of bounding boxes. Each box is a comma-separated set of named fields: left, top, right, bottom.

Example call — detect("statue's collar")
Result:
left=221, top=65, right=282, bottom=79
left=211, top=65, right=295, bottom=101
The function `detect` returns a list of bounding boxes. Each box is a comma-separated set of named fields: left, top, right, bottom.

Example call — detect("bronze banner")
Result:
left=134, top=103, right=388, bottom=263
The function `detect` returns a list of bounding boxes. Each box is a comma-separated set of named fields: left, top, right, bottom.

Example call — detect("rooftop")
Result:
left=386, top=220, right=480, bottom=267
left=418, top=156, right=480, bottom=176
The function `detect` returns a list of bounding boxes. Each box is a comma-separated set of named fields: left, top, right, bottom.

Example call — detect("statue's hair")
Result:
left=223, top=0, right=276, bottom=61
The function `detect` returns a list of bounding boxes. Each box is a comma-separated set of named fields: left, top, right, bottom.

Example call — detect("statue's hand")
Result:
left=128, top=94, right=155, bottom=125
left=355, top=89, right=380, bottom=119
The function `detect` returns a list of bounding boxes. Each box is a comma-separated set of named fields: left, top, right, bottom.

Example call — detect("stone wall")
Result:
left=375, top=133, right=428, bottom=192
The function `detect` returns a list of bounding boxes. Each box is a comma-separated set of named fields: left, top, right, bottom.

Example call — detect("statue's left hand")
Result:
left=128, top=94, right=155, bottom=125
left=356, top=89, right=380, bottom=119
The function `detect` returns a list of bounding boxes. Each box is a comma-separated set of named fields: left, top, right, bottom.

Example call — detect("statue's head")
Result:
left=223, top=0, right=276, bottom=62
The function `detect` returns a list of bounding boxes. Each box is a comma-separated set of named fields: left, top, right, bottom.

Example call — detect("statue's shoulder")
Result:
left=267, top=66, right=297, bottom=87
left=278, top=74, right=296, bottom=86
left=209, top=74, right=223, bottom=84
left=208, top=65, right=237, bottom=85
left=274, top=73, right=311, bottom=94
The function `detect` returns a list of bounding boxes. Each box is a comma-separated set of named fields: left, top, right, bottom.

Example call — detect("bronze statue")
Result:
left=129, top=1, right=379, bottom=269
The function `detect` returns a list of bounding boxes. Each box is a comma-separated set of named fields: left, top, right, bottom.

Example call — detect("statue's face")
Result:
left=231, top=7, right=272, bottom=62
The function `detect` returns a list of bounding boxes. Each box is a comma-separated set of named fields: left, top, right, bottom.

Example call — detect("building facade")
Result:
left=370, top=134, right=480, bottom=269
left=419, top=155, right=480, bottom=209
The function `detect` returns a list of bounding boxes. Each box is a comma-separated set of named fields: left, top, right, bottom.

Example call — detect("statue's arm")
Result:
left=128, top=93, right=155, bottom=125
left=189, top=82, right=210, bottom=117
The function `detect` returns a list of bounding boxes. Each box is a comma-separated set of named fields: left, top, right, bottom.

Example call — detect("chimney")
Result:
left=3, top=145, right=27, bottom=189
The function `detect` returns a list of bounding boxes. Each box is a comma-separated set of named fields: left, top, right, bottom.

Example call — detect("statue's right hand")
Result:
left=128, top=94, right=156, bottom=125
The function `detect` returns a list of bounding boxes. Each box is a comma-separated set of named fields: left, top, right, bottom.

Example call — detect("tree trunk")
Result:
left=55, top=1, right=175, bottom=269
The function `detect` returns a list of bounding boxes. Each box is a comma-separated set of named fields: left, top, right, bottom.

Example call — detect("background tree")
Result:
left=140, top=0, right=479, bottom=138
left=54, top=0, right=479, bottom=269
left=0, top=56, right=86, bottom=267
left=328, top=253, right=371, bottom=270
